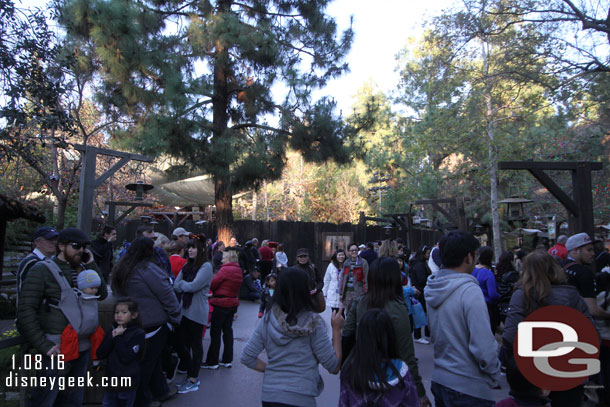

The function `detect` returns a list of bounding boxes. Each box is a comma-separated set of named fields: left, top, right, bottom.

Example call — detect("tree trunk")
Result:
left=212, top=0, right=233, bottom=243
left=215, top=175, right=233, bottom=244
left=56, top=195, right=68, bottom=230
left=482, top=40, right=502, bottom=260
left=252, top=190, right=257, bottom=221
left=263, top=180, right=270, bottom=221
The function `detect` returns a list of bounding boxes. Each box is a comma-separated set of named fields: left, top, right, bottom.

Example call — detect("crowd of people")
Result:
left=12, top=222, right=610, bottom=407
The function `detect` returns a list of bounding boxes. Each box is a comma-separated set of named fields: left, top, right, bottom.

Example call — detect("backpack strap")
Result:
left=562, top=262, right=577, bottom=271
left=40, top=260, right=83, bottom=333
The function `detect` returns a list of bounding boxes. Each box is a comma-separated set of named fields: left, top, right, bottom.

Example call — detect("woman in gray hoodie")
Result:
left=241, top=267, right=344, bottom=407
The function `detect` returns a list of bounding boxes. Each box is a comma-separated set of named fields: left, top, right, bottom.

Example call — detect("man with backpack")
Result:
left=17, top=227, right=108, bottom=407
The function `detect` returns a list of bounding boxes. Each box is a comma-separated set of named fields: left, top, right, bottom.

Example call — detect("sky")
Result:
left=317, top=0, right=454, bottom=114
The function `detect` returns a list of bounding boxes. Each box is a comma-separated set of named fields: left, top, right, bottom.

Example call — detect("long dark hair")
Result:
left=366, top=257, right=403, bottom=309
left=182, top=236, right=208, bottom=281
left=341, top=309, right=401, bottom=393
left=519, top=251, right=567, bottom=313
left=496, top=251, right=515, bottom=277
left=272, top=267, right=313, bottom=325
left=331, top=249, right=346, bottom=269
left=112, top=237, right=155, bottom=295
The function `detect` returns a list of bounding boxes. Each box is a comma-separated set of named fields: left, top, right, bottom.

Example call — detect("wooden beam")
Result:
left=73, top=144, right=153, bottom=162
left=115, top=206, right=138, bottom=224
left=431, top=203, right=456, bottom=225
left=104, top=201, right=153, bottom=207
left=529, top=169, right=579, bottom=216
left=93, top=156, right=130, bottom=188
left=499, top=161, right=602, bottom=171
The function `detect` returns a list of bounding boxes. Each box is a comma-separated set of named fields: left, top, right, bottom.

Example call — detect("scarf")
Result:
left=181, top=261, right=199, bottom=309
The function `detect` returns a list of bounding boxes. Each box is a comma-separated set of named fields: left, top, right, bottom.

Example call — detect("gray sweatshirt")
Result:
left=240, top=304, right=339, bottom=407
left=424, top=268, right=501, bottom=401
left=174, top=262, right=213, bottom=326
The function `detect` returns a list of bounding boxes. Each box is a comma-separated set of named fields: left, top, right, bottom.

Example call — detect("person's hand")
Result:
left=419, top=395, right=432, bottom=407
left=258, top=312, right=263, bottom=318
left=46, top=344, right=60, bottom=356
left=83, top=248, right=95, bottom=264
left=413, top=287, right=420, bottom=297
left=331, top=306, right=344, bottom=331
left=112, top=325, right=126, bottom=337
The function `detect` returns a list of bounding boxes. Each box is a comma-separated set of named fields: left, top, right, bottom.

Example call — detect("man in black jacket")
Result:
left=90, top=225, right=116, bottom=281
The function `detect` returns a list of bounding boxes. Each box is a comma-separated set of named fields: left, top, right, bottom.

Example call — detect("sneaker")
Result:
left=177, top=379, right=200, bottom=394
left=201, top=363, right=219, bottom=370
left=500, top=365, right=507, bottom=376
left=219, top=362, right=232, bottom=368
left=414, top=338, right=430, bottom=345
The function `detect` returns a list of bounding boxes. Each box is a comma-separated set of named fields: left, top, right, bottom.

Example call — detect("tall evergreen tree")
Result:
left=59, top=0, right=357, bottom=241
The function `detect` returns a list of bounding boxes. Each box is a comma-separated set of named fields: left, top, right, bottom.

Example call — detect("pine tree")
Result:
left=59, top=0, right=356, bottom=241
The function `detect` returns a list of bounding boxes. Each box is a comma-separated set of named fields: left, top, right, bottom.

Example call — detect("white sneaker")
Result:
left=219, top=362, right=232, bottom=368
left=414, top=338, right=430, bottom=345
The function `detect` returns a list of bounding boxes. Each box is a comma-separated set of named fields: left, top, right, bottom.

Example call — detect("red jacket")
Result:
left=60, top=324, right=105, bottom=362
left=259, top=246, right=274, bottom=261
left=210, top=262, right=243, bottom=308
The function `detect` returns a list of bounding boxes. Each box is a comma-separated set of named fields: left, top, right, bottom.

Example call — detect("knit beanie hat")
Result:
left=77, top=269, right=101, bottom=290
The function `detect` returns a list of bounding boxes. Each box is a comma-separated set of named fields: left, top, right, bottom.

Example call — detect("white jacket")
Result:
left=322, top=262, right=341, bottom=308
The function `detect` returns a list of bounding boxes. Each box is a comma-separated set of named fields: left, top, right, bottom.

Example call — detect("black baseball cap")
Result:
left=33, top=226, right=58, bottom=240
left=58, top=228, right=89, bottom=244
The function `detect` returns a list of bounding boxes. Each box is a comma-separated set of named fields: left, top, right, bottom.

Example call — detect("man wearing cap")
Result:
left=16, top=226, right=58, bottom=301
left=561, top=232, right=610, bottom=319
left=17, top=227, right=108, bottom=407
left=172, top=227, right=191, bottom=244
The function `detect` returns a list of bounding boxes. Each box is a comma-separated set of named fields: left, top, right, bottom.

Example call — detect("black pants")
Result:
left=175, top=316, right=204, bottom=378
left=487, top=302, right=500, bottom=334
left=135, top=324, right=169, bottom=407
left=205, top=305, right=237, bottom=365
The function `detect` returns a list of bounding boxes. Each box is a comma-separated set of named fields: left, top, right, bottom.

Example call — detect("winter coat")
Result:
left=210, top=261, right=243, bottom=308
left=114, top=261, right=181, bottom=329
left=424, top=268, right=501, bottom=401
left=342, top=296, right=426, bottom=398
left=339, top=257, right=369, bottom=300
left=17, top=257, right=107, bottom=354
left=174, top=262, right=213, bottom=326
left=96, top=323, right=146, bottom=392
left=297, top=262, right=324, bottom=293
left=241, top=304, right=339, bottom=407
left=323, top=262, right=342, bottom=308
left=90, top=236, right=114, bottom=281
left=409, top=259, right=430, bottom=293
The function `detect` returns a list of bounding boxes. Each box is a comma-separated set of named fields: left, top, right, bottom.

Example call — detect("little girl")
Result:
left=258, top=273, right=276, bottom=318
left=339, top=308, right=419, bottom=407
left=97, top=298, right=146, bottom=407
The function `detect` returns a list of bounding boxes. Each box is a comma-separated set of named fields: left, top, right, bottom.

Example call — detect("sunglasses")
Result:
left=349, top=249, right=358, bottom=252
left=70, top=242, right=88, bottom=250
left=297, top=254, right=309, bottom=258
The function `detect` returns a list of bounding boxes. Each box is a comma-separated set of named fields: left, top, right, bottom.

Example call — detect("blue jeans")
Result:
left=103, top=390, right=137, bottom=407
left=431, top=381, right=495, bottom=407
left=28, top=351, right=90, bottom=407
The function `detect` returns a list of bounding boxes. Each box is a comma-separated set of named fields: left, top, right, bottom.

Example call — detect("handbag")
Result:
left=411, top=298, right=427, bottom=329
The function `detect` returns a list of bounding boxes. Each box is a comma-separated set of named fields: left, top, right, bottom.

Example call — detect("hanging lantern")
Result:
left=499, top=196, right=533, bottom=223
left=125, top=181, right=154, bottom=201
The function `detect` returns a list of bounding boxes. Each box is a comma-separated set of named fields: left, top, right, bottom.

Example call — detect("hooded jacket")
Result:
left=240, top=304, right=339, bottom=407
left=424, top=268, right=501, bottom=401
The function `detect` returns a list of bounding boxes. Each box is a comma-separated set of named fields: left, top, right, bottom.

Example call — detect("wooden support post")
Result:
left=573, top=163, right=594, bottom=237
left=456, top=197, right=467, bottom=231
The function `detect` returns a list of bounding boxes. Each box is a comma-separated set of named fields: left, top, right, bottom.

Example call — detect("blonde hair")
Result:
left=378, top=240, right=398, bottom=258
left=519, top=251, right=567, bottom=313
left=222, top=249, right=239, bottom=264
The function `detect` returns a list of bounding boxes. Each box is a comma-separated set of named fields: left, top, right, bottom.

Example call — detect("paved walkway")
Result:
left=164, top=300, right=509, bottom=406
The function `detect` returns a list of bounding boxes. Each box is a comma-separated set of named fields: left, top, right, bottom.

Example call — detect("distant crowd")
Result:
left=12, top=223, right=610, bottom=407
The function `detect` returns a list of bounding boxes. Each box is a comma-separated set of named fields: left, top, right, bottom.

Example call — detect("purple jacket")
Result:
left=339, top=360, right=419, bottom=407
